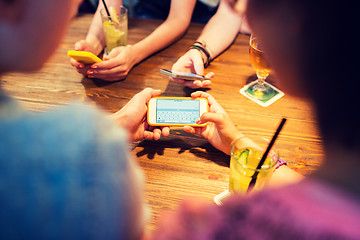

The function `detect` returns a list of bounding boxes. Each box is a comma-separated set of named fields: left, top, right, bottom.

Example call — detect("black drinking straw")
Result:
left=247, top=118, right=287, bottom=193
left=101, top=0, right=112, bottom=22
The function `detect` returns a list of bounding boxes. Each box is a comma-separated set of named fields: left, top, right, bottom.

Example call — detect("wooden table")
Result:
left=1, top=15, right=324, bottom=232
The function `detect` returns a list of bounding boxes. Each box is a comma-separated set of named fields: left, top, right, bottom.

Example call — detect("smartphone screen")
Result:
left=156, top=99, right=200, bottom=124
left=147, top=97, right=208, bottom=126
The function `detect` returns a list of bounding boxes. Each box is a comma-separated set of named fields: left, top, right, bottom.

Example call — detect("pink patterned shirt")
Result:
left=154, top=179, right=360, bottom=239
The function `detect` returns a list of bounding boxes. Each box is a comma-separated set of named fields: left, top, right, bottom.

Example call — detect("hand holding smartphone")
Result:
left=67, top=50, right=102, bottom=65
left=147, top=97, right=208, bottom=126
left=160, top=69, right=210, bottom=81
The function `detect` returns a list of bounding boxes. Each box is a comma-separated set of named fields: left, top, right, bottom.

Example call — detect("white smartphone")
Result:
left=147, top=97, right=208, bottom=126
left=160, top=69, right=210, bottom=81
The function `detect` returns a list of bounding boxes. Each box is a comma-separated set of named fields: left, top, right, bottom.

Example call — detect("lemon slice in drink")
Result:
left=109, top=6, right=120, bottom=25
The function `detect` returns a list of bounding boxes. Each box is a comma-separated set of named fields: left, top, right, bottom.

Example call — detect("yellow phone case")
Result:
left=147, top=97, right=208, bottom=127
left=67, top=50, right=102, bottom=64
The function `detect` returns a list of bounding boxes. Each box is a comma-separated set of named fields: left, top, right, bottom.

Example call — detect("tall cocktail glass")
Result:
left=100, top=6, right=128, bottom=57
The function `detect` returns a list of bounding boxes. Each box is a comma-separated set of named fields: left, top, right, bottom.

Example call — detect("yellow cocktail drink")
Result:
left=101, top=6, right=128, bottom=56
left=229, top=146, right=278, bottom=194
left=103, top=20, right=127, bottom=53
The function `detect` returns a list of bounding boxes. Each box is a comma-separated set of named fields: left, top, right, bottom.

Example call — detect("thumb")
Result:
left=134, top=88, right=161, bottom=103
left=106, top=48, right=119, bottom=59
left=75, top=40, right=91, bottom=51
left=205, top=72, right=215, bottom=79
left=106, top=46, right=128, bottom=59
left=198, top=112, right=226, bottom=126
left=151, top=89, right=162, bottom=98
left=191, top=52, right=205, bottom=75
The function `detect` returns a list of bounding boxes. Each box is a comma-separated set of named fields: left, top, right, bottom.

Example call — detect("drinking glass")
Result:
left=100, top=6, right=128, bottom=57
left=247, top=35, right=275, bottom=100
left=214, top=138, right=279, bottom=205
left=229, top=138, right=279, bottom=194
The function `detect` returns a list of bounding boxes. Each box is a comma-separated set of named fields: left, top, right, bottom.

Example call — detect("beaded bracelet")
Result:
left=276, top=157, right=287, bottom=169
left=189, top=42, right=211, bottom=67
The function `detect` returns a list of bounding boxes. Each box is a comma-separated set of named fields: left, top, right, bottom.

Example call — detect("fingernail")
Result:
left=87, top=75, right=94, bottom=78
left=87, top=70, right=93, bottom=75
left=91, top=65, right=98, bottom=69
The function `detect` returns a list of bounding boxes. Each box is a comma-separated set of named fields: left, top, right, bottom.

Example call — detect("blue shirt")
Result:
left=0, top=93, right=145, bottom=239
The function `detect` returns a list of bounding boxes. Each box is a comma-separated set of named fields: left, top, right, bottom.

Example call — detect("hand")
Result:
left=183, top=91, right=243, bottom=155
left=86, top=45, right=137, bottom=81
left=70, top=40, right=98, bottom=76
left=111, top=88, right=170, bottom=142
left=171, top=49, right=214, bottom=89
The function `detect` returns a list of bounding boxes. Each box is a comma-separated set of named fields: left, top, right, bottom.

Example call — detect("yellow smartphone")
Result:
left=147, top=97, right=208, bottom=127
left=67, top=50, right=102, bottom=64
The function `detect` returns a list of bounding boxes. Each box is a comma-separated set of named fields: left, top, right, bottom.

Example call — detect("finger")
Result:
left=153, top=128, right=162, bottom=141
left=191, top=91, right=221, bottom=110
left=91, top=57, right=124, bottom=70
left=183, top=125, right=203, bottom=135
left=87, top=71, right=126, bottom=79
left=198, top=112, right=226, bottom=125
left=186, top=81, right=205, bottom=89
left=74, top=40, right=86, bottom=51
left=161, top=127, right=170, bottom=137
left=143, top=131, right=153, bottom=140
left=76, top=65, right=91, bottom=75
left=172, top=58, right=193, bottom=72
left=70, top=58, right=83, bottom=68
left=190, top=50, right=205, bottom=75
left=133, top=88, right=161, bottom=103
left=205, top=72, right=215, bottom=79
left=107, top=46, right=128, bottom=59
left=88, top=66, right=128, bottom=76
left=171, top=77, right=185, bottom=84
left=182, top=80, right=197, bottom=88
left=151, top=89, right=162, bottom=98
left=138, top=87, right=161, bottom=98
left=107, top=48, right=120, bottom=59
left=74, top=40, right=94, bottom=52
left=202, top=80, right=212, bottom=88
left=191, top=91, right=208, bottom=98
left=183, top=59, right=194, bottom=68
left=183, top=126, right=195, bottom=134
left=86, top=73, right=126, bottom=81
left=77, top=68, right=88, bottom=75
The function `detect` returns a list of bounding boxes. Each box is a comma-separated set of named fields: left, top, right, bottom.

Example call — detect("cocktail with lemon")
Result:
left=101, top=6, right=128, bottom=56
left=229, top=139, right=279, bottom=194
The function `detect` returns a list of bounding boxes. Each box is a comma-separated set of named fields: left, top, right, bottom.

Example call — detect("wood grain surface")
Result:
left=1, top=15, right=324, bottom=232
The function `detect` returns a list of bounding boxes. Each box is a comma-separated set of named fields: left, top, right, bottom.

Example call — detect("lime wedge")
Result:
left=238, top=148, right=249, bottom=164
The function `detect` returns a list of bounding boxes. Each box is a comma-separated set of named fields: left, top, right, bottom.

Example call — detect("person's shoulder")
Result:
left=45, top=102, right=129, bottom=152
left=40, top=101, right=127, bottom=141
left=219, top=180, right=360, bottom=239
left=0, top=101, right=128, bottom=162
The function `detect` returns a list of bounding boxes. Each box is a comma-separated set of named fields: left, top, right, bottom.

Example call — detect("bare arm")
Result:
left=171, top=0, right=249, bottom=88
left=196, top=0, right=244, bottom=60
left=81, top=0, right=123, bottom=54
left=72, top=0, right=196, bottom=81
left=82, top=0, right=195, bottom=61
left=129, top=0, right=196, bottom=64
